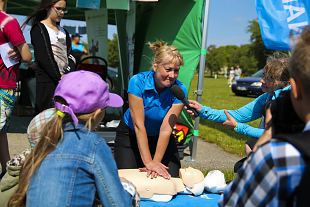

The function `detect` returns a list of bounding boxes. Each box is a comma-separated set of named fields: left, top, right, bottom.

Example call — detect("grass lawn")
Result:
left=188, top=75, right=260, bottom=157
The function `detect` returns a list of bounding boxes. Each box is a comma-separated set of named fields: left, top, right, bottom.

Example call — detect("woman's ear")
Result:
left=153, top=64, right=157, bottom=72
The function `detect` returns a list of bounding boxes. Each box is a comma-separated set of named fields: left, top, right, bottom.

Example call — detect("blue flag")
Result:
left=256, top=0, right=309, bottom=50
left=304, top=0, right=310, bottom=22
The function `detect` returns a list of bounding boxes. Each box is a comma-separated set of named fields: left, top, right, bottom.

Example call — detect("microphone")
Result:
left=170, top=85, right=199, bottom=117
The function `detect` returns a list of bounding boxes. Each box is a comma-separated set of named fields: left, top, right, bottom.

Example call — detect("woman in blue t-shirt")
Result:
left=114, top=41, right=187, bottom=179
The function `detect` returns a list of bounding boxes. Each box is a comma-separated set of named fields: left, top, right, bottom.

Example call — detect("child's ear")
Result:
left=290, top=77, right=301, bottom=100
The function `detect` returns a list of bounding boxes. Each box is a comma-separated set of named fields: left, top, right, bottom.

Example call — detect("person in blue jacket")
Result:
left=8, top=71, right=136, bottom=207
left=187, top=55, right=290, bottom=154
left=114, top=41, right=187, bottom=179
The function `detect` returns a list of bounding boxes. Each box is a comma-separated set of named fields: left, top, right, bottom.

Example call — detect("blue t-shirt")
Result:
left=71, top=43, right=85, bottom=53
left=123, top=71, right=187, bottom=136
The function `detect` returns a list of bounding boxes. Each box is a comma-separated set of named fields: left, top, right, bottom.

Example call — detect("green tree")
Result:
left=232, top=45, right=258, bottom=75
left=247, top=19, right=273, bottom=69
left=205, top=44, right=258, bottom=76
left=108, top=34, right=120, bottom=68
left=205, top=19, right=288, bottom=76
left=206, top=45, right=225, bottom=76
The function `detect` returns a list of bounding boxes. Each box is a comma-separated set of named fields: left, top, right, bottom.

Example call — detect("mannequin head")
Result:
left=179, top=167, right=204, bottom=188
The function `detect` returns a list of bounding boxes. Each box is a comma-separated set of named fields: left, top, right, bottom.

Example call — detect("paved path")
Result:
left=8, top=133, right=30, bottom=156
left=7, top=133, right=241, bottom=172
left=181, top=138, right=241, bottom=171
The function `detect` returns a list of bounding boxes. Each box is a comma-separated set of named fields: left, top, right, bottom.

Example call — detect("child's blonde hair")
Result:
left=8, top=108, right=104, bottom=207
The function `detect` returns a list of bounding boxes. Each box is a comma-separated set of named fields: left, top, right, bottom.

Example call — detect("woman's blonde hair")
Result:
left=8, top=108, right=104, bottom=207
left=148, top=41, right=184, bottom=67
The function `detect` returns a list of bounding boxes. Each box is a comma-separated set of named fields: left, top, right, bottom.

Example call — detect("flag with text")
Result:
left=255, top=0, right=309, bottom=50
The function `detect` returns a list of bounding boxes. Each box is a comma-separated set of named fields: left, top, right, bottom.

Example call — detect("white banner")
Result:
left=85, top=8, right=108, bottom=60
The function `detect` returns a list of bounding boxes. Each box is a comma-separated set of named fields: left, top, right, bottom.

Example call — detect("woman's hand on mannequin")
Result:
left=140, top=161, right=171, bottom=179
left=139, top=167, right=159, bottom=178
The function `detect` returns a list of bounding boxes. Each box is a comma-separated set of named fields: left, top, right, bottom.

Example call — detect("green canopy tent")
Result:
left=128, top=0, right=210, bottom=160
left=6, top=0, right=210, bottom=160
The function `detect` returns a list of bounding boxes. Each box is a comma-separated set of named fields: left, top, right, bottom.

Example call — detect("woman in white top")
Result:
left=23, top=0, right=75, bottom=113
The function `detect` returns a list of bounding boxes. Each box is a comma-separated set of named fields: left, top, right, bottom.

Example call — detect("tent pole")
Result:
left=191, top=0, right=211, bottom=161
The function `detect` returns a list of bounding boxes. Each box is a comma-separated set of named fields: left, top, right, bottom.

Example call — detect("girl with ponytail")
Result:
left=9, top=71, right=137, bottom=207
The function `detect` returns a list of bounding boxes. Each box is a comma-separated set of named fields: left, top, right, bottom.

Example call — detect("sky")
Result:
left=12, top=0, right=257, bottom=47
left=206, top=0, right=257, bottom=46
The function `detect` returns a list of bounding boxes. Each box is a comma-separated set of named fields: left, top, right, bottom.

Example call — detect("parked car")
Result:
left=232, top=69, right=264, bottom=97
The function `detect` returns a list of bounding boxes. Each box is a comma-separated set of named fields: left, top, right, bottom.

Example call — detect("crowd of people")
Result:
left=0, top=0, right=309, bottom=206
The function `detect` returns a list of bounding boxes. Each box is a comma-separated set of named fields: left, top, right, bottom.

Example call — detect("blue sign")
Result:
left=76, top=0, right=100, bottom=9
left=256, top=0, right=309, bottom=50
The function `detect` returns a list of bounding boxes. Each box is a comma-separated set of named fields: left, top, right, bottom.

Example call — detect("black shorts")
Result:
left=246, top=138, right=257, bottom=150
left=114, top=120, right=181, bottom=177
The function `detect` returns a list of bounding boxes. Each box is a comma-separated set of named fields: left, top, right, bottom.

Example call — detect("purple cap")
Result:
left=54, top=70, right=123, bottom=125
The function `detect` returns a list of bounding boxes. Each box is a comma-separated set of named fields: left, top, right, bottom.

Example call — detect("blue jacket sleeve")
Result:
left=235, top=123, right=264, bottom=138
left=93, top=138, right=132, bottom=207
left=199, top=92, right=269, bottom=123
left=199, top=106, right=227, bottom=122
left=199, top=92, right=270, bottom=138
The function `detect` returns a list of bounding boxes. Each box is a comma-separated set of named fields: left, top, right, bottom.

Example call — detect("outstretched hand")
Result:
left=223, top=110, right=237, bottom=129
left=185, top=100, right=202, bottom=116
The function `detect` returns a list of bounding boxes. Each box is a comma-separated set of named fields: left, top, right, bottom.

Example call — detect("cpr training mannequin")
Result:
left=179, top=167, right=205, bottom=195
left=119, top=167, right=206, bottom=202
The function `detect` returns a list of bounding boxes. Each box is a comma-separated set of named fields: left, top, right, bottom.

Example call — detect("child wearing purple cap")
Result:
left=9, top=71, right=138, bottom=207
